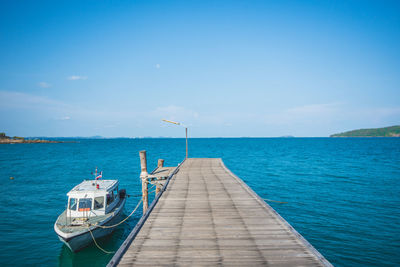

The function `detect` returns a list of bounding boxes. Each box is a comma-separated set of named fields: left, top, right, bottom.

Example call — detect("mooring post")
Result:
left=157, top=159, right=164, bottom=168
left=156, top=159, right=164, bottom=195
left=139, top=150, right=149, bottom=214
left=185, top=127, right=188, bottom=159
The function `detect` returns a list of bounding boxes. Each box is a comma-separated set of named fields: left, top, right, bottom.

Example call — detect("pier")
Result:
left=108, top=157, right=332, bottom=266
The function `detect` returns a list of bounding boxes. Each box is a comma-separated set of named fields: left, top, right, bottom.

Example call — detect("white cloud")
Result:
left=59, top=116, right=71, bottom=120
left=38, top=82, right=51, bottom=88
left=94, top=123, right=120, bottom=130
left=285, top=102, right=342, bottom=117
left=0, top=91, right=141, bottom=121
left=0, top=90, right=144, bottom=136
left=0, top=90, right=67, bottom=109
left=264, top=103, right=344, bottom=125
left=153, top=105, right=199, bottom=124
left=67, top=75, right=87, bottom=80
left=368, top=107, right=400, bottom=117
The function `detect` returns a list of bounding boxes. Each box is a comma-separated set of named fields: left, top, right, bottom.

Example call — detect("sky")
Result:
left=0, top=0, right=399, bottom=137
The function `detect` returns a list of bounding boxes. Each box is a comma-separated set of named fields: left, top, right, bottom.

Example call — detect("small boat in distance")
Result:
left=54, top=170, right=126, bottom=252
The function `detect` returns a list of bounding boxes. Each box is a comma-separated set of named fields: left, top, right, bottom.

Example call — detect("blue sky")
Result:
left=1, top=0, right=399, bottom=137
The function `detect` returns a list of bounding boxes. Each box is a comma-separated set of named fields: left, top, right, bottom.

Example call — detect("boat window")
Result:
left=114, top=187, right=118, bottom=198
left=106, top=194, right=114, bottom=206
left=94, top=196, right=104, bottom=210
left=78, top=198, right=92, bottom=211
left=69, top=198, right=77, bottom=210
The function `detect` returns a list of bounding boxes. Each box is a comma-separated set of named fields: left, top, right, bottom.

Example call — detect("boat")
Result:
left=54, top=171, right=127, bottom=252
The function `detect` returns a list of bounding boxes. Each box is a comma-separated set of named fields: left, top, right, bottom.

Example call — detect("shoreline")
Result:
left=0, top=139, right=67, bottom=144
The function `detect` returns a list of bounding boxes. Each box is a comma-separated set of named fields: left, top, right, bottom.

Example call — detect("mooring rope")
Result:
left=87, top=226, right=115, bottom=254
left=97, top=198, right=143, bottom=229
left=263, top=198, right=288, bottom=204
left=86, top=198, right=143, bottom=254
left=127, top=183, right=157, bottom=198
left=86, top=182, right=157, bottom=253
left=127, top=193, right=142, bottom=197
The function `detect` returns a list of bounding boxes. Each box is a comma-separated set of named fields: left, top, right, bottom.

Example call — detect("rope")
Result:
left=86, top=183, right=155, bottom=254
left=97, top=198, right=143, bottom=229
left=263, top=198, right=288, bottom=204
left=128, top=184, right=158, bottom=197
left=127, top=194, right=142, bottom=197
left=87, top=226, right=115, bottom=254
left=86, top=198, right=143, bottom=254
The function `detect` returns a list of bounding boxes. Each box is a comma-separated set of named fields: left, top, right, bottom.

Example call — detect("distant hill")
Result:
left=330, top=126, right=400, bottom=137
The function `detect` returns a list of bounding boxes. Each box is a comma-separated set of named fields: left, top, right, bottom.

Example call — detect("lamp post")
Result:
left=162, top=119, right=188, bottom=159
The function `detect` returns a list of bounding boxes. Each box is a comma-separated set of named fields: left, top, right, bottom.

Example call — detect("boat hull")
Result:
left=55, top=198, right=126, bottom=252
left=58, top=220, right=116, bottom=252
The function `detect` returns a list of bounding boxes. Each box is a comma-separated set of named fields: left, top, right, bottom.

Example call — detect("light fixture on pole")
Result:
left=162, top=119, right=188, bottom=159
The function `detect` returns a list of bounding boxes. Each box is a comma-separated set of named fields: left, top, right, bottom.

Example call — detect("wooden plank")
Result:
left=108, top=158, right=332, bottom=267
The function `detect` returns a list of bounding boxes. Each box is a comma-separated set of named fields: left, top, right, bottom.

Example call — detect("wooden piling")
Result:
left=139, top=150, right=148, bottom=214
left=185, top=127, right=188, bottom=158
left=139, top=150, right=148, bottom=178
left=155, top=185, right=161, bottom=195
left=157, top=159, right=164, bottom=168
left=155, top=159, right=164, bottom=195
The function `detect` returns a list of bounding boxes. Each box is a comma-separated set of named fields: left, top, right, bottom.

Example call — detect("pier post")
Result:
left=157, top=159, right=164, bottom=168
left=155, top=185, right=161, bottom=195
left=139, top=150, right=149, bottom=214
left=156, top=159, right=164, bottom=195
left=185, top=127, right=188, bottom=159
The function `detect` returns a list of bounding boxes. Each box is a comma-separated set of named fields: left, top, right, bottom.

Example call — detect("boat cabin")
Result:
left=66, top=180, right=120, bottom=217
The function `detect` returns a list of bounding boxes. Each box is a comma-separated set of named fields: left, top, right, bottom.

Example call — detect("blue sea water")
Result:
left=0, top=138, right=399, bottom=266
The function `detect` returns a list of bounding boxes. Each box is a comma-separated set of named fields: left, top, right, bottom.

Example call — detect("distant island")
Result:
left=330, top=126, right=400, bottom=137
left=0, top=132, right=62, bottom=144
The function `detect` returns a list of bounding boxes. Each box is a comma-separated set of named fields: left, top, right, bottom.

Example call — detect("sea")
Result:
left=0, top=138, right=399, bottom=266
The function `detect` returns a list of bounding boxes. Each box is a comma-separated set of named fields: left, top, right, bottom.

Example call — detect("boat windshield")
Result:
left=69, top=198, right=77, bottom=210
left=94, top=196, right=104, bottom=210
left=78, top=198, right=92, bottom=211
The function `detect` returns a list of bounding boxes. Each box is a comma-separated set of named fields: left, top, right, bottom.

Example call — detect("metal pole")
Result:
left=162, top=119, right=188, bottom=159
left=185, top=127, right=188, bottom=159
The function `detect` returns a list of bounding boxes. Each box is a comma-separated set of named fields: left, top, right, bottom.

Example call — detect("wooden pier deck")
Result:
left=109, top=158, right=332, bottom=266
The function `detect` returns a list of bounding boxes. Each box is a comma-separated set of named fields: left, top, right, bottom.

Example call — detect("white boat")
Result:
left=54, top=176, right=127, bottom=252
